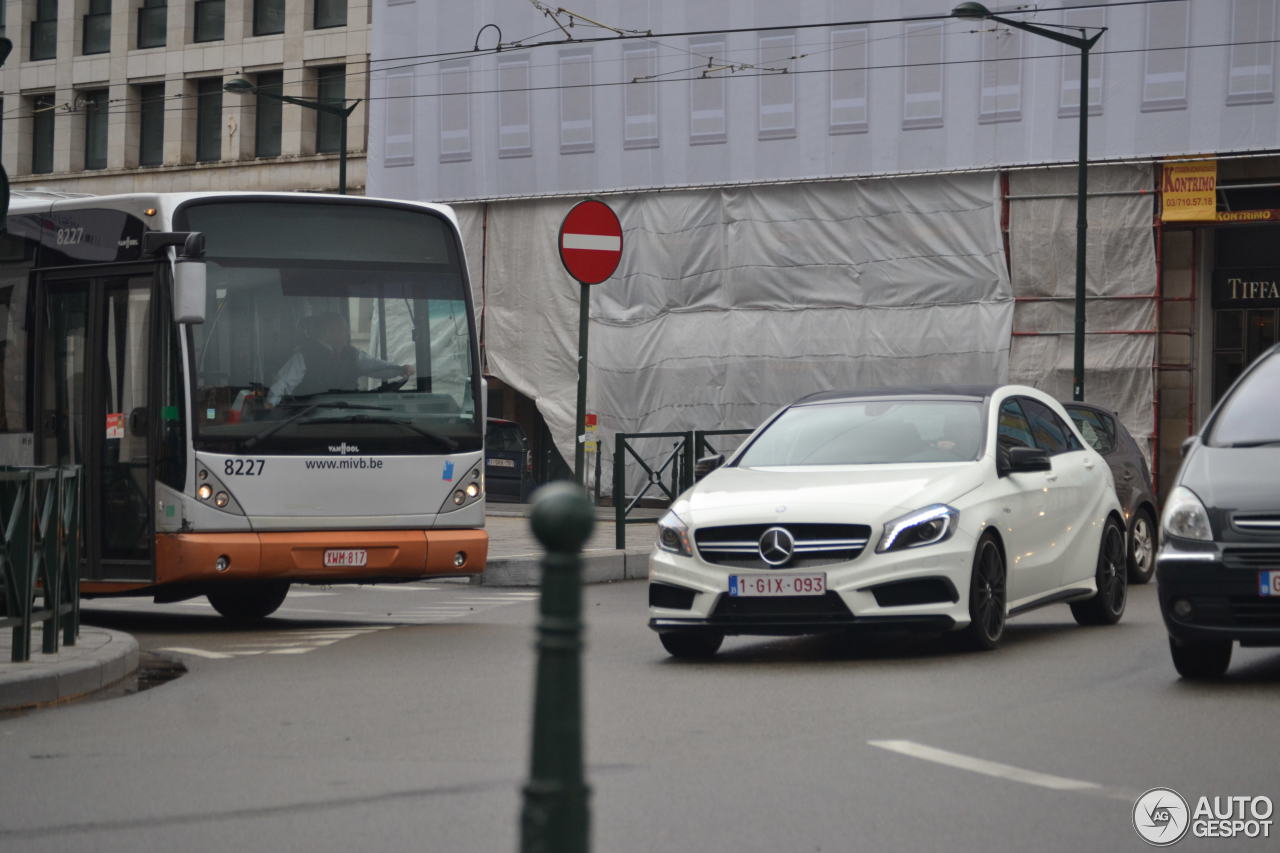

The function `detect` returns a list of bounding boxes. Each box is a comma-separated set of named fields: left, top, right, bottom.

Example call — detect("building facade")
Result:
left=1, top=0, right=371, bottom=194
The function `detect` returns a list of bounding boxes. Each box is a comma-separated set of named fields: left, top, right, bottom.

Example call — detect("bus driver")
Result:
left=267, top=312, right=414, bottom=405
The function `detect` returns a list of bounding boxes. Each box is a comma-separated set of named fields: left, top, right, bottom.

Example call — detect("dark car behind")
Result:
left=1064, top=402, right=1160, bottom=583
left=485, top=417, right=532, bottom=502
left=1157, top=342, right=1280, bottom=678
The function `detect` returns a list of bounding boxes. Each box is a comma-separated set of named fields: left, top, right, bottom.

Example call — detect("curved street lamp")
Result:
left=952, top=2, right=1104, bottom=401
left=224, top=76, right=362, bottom=194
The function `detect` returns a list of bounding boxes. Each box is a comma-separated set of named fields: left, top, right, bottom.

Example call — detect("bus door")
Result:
left=37, top=272, right=156, bottom=582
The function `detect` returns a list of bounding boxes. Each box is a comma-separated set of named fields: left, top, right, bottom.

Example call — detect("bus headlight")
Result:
left=197, top=484, right=213, bottom=501
left=438, top=460, right=485, bottom=514
left=214, top=492, right=230, bottom=508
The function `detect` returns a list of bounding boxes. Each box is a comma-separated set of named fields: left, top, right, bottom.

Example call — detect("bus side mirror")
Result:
left=173, top=255, right=206, bottom=324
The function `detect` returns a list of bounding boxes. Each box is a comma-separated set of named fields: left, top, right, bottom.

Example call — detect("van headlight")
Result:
left=1162, top=486, right=1213, bottom=541
left=877, top=504, right=959, bottom=553
left=656, top=510, right=693, bottom=557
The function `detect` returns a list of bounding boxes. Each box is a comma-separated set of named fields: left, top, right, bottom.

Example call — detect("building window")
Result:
left=829, top=27, right=868, bottom=134
left=195, top=78, right=222, bottom=162
left=559, top=50, right=593, bottom=154
left=313, top=0, right=345, bottom=29
left=316, top=66, right=345, bottom=153
left=254, top=71, right=283, bottom=157
left=903, top=22, right=944, bottom=129
left=83, top=89, right=109, bottom=169
left=31, top=0, right=57, bottom=61
left=1143, top=1, right=1189, bottom=111
left=1229, top=0, right=1275, bottom=104
left=137, top=0, right=166, bottom=49
left=193, top=0, right=225, bottom=43
left=980, top=27, right=1021, bottom=123
left=383, top=71, right=414, bottom=166
left=623, top=46, right=658, bottom=149
left=32, top=94, right=55, bottom=173
left=253, top=0, right=283, bottom=37
left=758, top=33, right=796, bottom=139
left=497, top=57, right=531, bottom=157
left=138, top=84, right=165, bottom=166
left=1060, top=6, right=1104, bottom=117
left=689, top=36, right=727, bottom=145
left=439, top=61, right=470, bottom=162
left=83, top=0, right=111, bottom=55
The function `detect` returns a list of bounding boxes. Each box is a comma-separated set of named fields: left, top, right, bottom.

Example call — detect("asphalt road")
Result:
left=1, top=580, right=1277, bottom=852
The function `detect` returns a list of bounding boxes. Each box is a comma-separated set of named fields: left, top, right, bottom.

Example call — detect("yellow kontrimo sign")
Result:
left=1162, top=161, right=1218, bottom=221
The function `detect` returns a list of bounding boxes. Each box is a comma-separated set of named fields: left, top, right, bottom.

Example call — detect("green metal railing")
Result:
left=612, top=429, right=753, bottom=550
left=0, top=467, right=81, bottom=662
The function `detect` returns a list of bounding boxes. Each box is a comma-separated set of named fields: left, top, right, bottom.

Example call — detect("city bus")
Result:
left=0, top=191, right=487, bottom=620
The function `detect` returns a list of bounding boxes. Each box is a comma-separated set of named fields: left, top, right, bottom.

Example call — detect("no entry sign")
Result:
left=559, top=199, right=622, bottom=285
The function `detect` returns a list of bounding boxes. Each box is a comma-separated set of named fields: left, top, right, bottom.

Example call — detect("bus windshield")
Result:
left=179, top=199, right=480, bottom=455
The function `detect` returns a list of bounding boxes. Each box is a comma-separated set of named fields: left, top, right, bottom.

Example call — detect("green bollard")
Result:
left=521, top=481, right=595, bottom=853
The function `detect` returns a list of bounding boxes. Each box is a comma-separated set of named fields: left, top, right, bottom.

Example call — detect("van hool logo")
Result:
left=328, top=442, right=360, bottom=455
left=1133, top=788, right=1273, bottom=845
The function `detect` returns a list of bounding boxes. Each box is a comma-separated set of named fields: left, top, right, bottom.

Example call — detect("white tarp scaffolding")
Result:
left=1006, top=164, right=1158, bottom=459
left=454, top=173, right=1015, bottom=496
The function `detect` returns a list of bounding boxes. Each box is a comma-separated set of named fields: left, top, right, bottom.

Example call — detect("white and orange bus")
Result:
left=0, top=191, right=488, bottom=619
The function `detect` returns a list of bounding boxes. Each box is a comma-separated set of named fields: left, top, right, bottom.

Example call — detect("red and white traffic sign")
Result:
left=558, top=199, right=622, bottom=285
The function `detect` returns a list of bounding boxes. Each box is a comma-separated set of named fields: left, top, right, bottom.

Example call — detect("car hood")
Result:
left=1180, top=444, right=1280, bottom=511
left=680, top=463, right=986, bottom=527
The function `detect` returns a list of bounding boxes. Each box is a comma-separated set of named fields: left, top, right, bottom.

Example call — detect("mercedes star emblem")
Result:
left=758, top=526, right=796, bottom=567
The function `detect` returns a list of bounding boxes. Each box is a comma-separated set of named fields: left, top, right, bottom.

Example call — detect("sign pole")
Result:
left=573, top=281, right=589, bottom=486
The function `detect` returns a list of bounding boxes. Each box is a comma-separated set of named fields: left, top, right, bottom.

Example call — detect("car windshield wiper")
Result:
left=239, top=402, right=393, bottom=451
left=1222, top=439, right=1280, bottom=448
left=301, top=415, right=460, bottom=451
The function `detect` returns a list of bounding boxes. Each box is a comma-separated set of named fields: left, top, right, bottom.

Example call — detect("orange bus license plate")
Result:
left=324, top=549, right=368, bottom=567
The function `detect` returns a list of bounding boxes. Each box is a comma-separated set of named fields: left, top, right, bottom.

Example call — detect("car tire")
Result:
left=1127, top=507, right=1157, bottom=584
left=207, top=581, right=290, bottom=623
left=958, top=534, right=1006, bottom=651
left=1070, top=517, right=1127, bottom=626
left=659, top=630, right=724, bottom=659
left=1168, top=636, right=1232, bottom=679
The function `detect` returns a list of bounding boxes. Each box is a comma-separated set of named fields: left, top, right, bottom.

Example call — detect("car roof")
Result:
left=794, top=385, right=999, bottom=406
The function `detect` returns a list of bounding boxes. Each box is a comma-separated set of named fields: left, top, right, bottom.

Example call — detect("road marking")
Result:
left=868, top=740, right=1102, bottom=793
left=155, top=646, right=234, bottom=660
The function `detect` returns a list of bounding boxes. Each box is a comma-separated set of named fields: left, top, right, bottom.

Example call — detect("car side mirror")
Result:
left=694, top=453, right=725, bottom=481
left=1003, top=446, right=1051, bottom=475
left=1180, top=435, right=1198, bottom=458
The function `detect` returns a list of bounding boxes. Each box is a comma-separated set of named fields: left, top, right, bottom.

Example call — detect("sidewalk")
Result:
left=479, top=501, right=658, bottom=586
left=0, top=627, right=139, bottom=713
left=0, top=502, right=654, bottom=711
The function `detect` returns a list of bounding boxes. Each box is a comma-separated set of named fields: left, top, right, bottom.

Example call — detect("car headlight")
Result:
left=1161, top=486, right=1213, bottom=541
left=656, top=510, right=693, bottom=557
left=877, top=504, right=959, bottom=553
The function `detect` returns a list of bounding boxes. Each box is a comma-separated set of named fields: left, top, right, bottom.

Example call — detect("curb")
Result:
left=0, top=628, right=140, bottom=712
left=480, top=548, right=653, bottom=586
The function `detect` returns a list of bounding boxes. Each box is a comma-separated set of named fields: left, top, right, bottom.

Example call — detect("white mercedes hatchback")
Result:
left=648, top=385, right=1128, bottom=658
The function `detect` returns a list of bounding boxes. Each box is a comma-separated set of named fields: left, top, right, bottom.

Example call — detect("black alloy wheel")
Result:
left=659, top=629, right=725, bottom=660
left=1070, top=517, right=1127, bottom=625
left=959, top=534, right=1006, bottom=651
left=1127, top=508, right=1157, bottom=584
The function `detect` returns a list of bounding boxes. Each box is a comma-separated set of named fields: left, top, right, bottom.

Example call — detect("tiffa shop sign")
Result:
left=1213, top=270, right=1280, bottom=309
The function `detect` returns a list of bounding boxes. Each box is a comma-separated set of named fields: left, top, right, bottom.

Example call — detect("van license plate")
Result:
left=1261, top=571, right=1280, bottom=596
left=325, top=549, right=367, bottom=567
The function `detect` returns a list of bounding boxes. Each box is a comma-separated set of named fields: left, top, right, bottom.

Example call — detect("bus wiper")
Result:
left=301, top=415, right=460, bottom=451
left=239, top=402, right=393, bottom=450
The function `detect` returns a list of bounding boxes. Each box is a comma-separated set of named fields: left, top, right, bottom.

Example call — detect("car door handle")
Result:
left=1045, top=473, right=1058, bottom=482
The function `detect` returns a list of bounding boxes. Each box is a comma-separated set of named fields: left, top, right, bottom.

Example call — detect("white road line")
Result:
left=155, top=646, right=234, bottom=659
left=868, top=740, right=1101, bottom=793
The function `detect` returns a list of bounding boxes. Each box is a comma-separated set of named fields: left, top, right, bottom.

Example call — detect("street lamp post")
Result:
left=952, top=3, right=1104, bottom=401
left=223, top=77, right=362, bottom=194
